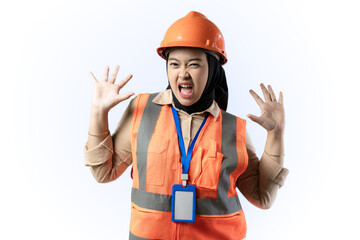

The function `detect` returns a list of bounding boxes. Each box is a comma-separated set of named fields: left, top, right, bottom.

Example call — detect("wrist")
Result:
left=265, top=128, right=285, bottom=162
left=89, top=105, right=109, bottom=134
left=91, top=104, right=109, bottom=116
left=267, top=127, right=284, bottom=138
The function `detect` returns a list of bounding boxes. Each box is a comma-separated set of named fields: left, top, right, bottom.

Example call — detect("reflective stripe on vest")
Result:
left=135, top=93, right=162, bottom=191
left=130, top=93, right=248, bottom=216
left=129, top=231, right=159, bottom=240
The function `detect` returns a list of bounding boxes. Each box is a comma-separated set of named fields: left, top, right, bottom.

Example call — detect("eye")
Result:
left=169, top=62, right=179, bottom=67
left=189, top=62, right=200, bottom=67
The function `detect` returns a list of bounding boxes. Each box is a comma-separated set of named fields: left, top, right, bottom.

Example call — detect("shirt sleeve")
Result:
left=236, top=129, right=289, bottom=209
left=84, top=97, right=136, bottom=183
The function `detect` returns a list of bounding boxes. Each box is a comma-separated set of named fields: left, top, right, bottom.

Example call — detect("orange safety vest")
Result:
left=129, top=93, right=249, bottom=240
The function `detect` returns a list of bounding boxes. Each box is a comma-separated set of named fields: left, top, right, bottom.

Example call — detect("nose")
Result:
left=178, top=68, right=189, bottom=79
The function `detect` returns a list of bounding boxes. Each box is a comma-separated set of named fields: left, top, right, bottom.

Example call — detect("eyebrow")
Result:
left=168, top=57, right=203, bottom=62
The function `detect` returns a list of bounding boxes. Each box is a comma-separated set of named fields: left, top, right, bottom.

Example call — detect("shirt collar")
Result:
left=152, top=89, right=220, bottom=121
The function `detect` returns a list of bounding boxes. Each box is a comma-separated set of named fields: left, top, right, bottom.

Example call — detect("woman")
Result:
left=85, top=11, right=288, bottom=240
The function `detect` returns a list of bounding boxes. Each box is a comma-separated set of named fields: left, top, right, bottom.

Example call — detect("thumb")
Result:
left=115, top=92, right=135, bottom=104
left=247, top=114, right=262, bottom=124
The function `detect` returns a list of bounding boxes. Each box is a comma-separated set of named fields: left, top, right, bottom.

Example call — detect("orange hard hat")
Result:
left=157, top=11, right=227, bottom=65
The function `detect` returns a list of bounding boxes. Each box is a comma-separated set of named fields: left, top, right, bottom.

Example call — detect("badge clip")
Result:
left=181, top=173, right=188, bottom=187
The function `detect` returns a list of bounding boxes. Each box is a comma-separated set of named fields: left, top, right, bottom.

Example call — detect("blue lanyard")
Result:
left=171, top=106, right=209, bottom=175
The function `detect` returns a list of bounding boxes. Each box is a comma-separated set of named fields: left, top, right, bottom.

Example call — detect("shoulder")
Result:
left=220, top=109, right=246, bottom=124
left=135, top=91, right=168, bottom=105
left=131, top=92, right=166, bottom=121
left=221, top=110, right=254, bottom=153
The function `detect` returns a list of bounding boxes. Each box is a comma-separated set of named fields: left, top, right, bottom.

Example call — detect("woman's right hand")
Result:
left=90, top=65, right=135, bottom=113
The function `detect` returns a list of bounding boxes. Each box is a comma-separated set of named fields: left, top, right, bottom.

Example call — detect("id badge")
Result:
left=171, top=184, right=196, bottom=223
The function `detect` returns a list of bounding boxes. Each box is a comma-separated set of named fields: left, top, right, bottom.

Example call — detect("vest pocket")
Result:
left=146, top=137, right=168, bottom=186
left=195, top=145, right=224, bottom=191
left=130, top=203, right=167, bottom=239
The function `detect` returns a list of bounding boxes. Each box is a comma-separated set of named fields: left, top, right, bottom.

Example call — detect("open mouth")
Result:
left=178, top=84, right=193, bottom=98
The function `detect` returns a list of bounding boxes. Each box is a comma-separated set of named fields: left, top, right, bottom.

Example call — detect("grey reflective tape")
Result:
left=197, top=195, right=241, bottom=215
left=136, top=93, right=162, bottom=191
left=132, top=188, right=172, bottom=212
left=220, top=110, right=237, bottom=195
left=129, top=231, right=160, bottom=240
left=132, top=187, right=240, bottom=215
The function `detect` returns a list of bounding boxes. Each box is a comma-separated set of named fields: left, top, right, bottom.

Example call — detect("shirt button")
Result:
left=185, top=137, right=190, bottom=142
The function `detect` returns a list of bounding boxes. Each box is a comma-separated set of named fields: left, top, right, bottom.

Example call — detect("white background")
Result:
left=1, top=0, right=359, bottom=239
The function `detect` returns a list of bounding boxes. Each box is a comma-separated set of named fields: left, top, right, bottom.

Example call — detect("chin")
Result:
left=179, top=101, right=194, bottom=106
left=176, top=96, right=198, bottom=107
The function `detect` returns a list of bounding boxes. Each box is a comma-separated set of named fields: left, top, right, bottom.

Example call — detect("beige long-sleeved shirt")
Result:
left=85, top=89, right=289, bottom=209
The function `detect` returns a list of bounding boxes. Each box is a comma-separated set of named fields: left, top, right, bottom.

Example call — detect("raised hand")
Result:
left=90, top=65, right=134, bottom=113
left=247, top=83, right=285, bottom=134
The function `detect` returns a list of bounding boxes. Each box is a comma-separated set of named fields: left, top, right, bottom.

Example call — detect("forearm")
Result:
left=256, top=130, right=285, bottom=207
left=237, top=129, right=288, bottom=209
left=85, top=106, right=118, bottom=182
left=87, top=106, right=110, bottom=150
left=84, top=98, right=135, bottom=183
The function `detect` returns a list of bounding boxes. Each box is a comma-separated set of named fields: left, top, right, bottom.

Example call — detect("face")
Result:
left=167, top=48, right=208, bottom=106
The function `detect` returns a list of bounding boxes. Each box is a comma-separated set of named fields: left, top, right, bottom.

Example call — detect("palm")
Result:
left=90, top=66, right=134, bottom=113
left=248, top=83, right=285, bottom=133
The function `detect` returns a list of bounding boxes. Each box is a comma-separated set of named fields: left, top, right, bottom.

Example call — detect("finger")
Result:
left=116, top=92, right=135, bottom=103
left=109, top=65, right=120, bottom=84
left=260, top=83, right=272, bottom=102
left=247, top=114, right=262, bottom=124
left=89, top=72, right=98, bottom=84
left=249, top=89, right=264, bottom=107
left=268, top=85, right=277, bottom=102
left=116, top=74, right=133, bottom=90
left=247, top=114, right=271, bottom=131
left=279, top=91, right=284, bottom=105
left=102, top=66, right=110, bottom=82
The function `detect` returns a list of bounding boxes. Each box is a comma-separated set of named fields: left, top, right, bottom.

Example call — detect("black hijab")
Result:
left=166, top=52, right=228, bottom=114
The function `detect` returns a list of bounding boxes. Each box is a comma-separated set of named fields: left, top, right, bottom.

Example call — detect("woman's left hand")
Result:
left=247, top=83, right=285, bottom=134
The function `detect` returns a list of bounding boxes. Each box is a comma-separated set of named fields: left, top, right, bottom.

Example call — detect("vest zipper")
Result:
left=175, top=153, right=183, bottom=240
left=176, top=222, right=180, bottom=240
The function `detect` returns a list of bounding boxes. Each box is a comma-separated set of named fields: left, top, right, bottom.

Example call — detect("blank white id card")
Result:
left=171, top=184, right=196, bottom=222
